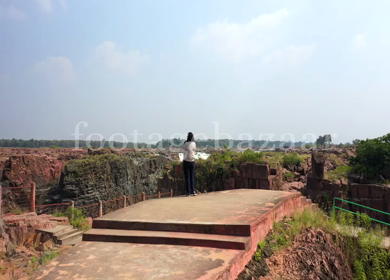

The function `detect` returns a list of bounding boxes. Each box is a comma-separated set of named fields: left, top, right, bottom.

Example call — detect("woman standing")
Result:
left=183, top=132, right=196, bottom=196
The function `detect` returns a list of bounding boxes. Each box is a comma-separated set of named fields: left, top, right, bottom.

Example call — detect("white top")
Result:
left=183, top=141, right=196, bottom=162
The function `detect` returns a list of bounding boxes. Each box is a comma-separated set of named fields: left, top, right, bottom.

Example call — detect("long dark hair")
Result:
left=185, top=132, right=194, bottom=143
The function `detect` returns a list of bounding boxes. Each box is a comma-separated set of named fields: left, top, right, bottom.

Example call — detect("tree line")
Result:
left=0, top=137, right=360, bottom=149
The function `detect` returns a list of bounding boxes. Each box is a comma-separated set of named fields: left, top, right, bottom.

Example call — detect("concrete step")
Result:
left=54, top=228, right=81, bottom=242
left=57, top=230, right=84, bottom=245
left=83, top=229, right=251, bottom=250
left=92, top=220, right=251, bottom=236
left=36, top=225, right=73, bottom=238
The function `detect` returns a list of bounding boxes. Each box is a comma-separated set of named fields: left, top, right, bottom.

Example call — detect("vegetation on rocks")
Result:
left=282, top=152, right=304, bottom=167
left=239, top=208, right=390, bottom=280
left=326, top=165, right=351, bottom=183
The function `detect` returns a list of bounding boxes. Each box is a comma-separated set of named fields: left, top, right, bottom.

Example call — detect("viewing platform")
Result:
left=33, top=189, right=314, bottom=280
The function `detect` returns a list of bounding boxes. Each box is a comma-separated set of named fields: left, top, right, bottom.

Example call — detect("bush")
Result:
left=239, top=149, right=264, bottom=164
left=350, top=133, right=390, bottom=179
left=326, top=165, right=351, bottom=182
left=283, top=172, right=295, bottom=181
left=65, top=207, right=90, bottom=231
left=282, top=152, right=303, bottom=167
left=54, top=207, right=90, bottom=231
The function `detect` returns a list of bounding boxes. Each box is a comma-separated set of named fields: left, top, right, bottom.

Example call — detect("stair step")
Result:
left=83, top=229, right=250, bottom=250
left=55, top=228, right=80, bottom=241
left=36, top=225, right=73, bottom=238
left=57, top=231, right=84, bottom=245
left=92, top=220, right=251, bottom=236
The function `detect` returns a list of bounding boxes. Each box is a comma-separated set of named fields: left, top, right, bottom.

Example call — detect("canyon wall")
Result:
left=60, top=154, right=169, bottom=207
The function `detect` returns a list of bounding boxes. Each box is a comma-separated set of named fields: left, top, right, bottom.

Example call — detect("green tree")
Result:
left=349, top=133, right=390, bottom=178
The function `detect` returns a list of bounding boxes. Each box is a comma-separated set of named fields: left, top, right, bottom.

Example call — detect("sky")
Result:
left=0, top=0, right=389, bottom=144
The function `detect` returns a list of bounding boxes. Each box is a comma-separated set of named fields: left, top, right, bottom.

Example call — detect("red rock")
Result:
left=311, top=151, right=325, bottom=180
left=241, top=163, right=269, bottom=179
left=2, top=155, right=64, bottom=187
left=2, top=212, right=69, bottom=246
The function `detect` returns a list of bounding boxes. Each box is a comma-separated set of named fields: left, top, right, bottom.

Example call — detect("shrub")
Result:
left=283, top=172, right=295, bottom=181
left=239, top=149, right=264, bottom=164
left=349, top=133, right=390, bottom=179
left=54, top=207, right=90, bottom=231
left=326, top=165, right=351, bottom=182
left=65, top=207, right=90, bottom=231
left=41, top=250, right=59, bottom=265
left=282, top=152, right=303, bottom=167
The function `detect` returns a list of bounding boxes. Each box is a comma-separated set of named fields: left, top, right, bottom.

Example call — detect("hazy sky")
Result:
left=1, top=0, right=389, bottom=143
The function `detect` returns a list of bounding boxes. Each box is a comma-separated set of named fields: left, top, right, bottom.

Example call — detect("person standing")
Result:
left=183, top=132, right=196, bottom=196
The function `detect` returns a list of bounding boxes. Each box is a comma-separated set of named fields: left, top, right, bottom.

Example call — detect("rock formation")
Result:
left=304, top=151, right=390, bottom=223
left=60, top=153, right=169, bottom=210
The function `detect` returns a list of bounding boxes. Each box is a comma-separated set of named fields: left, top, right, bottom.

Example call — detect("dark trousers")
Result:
left=183, top=160, right=196, bottom=194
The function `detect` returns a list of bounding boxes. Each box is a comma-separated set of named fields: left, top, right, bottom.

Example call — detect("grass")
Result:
left=326, top=153, right=345, bottom=167
left=10, top=207, right=23, bottom=215
left=283, top=172, right=295, bottom=181
left=251, top=208, right=390, bottom=280
left=326, top=165, right=351, bottom=183
left=282, top=152, right=304, bottom=167
left=41, top=250, right=59, bottom=265
left=52, top=207, right=90, bottom=231
left=263, top=152, right=285, bottom=168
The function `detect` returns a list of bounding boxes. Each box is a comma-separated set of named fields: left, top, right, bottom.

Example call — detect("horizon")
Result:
left=1, top=0, right=389, bottom=143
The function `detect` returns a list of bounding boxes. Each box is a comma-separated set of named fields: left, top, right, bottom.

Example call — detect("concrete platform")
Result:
left=33, top=189, right=313, bottom=280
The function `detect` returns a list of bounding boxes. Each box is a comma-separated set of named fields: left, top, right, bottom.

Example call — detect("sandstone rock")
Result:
left=2, top=212, right=66, bottom=246
left=2, top=155, right=64, bottom=187
left=311, top=151, right=325, bottom=180
left=281, top=182, right=304, bottom=192
left=307, top=173, right=322, bottom=191
left=241, top=163, right=269, bottom=179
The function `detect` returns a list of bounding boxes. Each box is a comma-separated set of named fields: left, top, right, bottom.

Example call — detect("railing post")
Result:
left=123, top=195, right=127, bottom=208
left=142, top=192, right=146, bottom=201
left=31, top=182, right=36, bottom=213
left=158, top=192, right=161, bottom=199
left=0, top=183, right=2, bottom=215
left=99, top=201, right=103, bottom=217
left=170, top=189, right=173, bottom=197
left=332, top=197, right=336, bottom=220
left=71, top=201, right=75, bottom=221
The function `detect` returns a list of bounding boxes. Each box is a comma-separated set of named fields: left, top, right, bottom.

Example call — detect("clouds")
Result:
left=35, top=56, right=74, bottom=84
left=263, top=44, right=316, bottom=70
left=35, top=0, right=67, bottom=13
left=0, top=5, right=26, bottom=21
left=352, top=33, right=367, bottom=50
left=94, top=41, right=149, bottom=76
left=190, top=8, right=289, bottom=63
